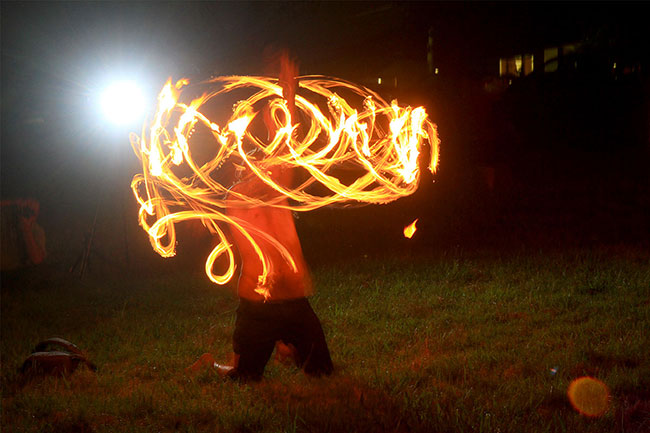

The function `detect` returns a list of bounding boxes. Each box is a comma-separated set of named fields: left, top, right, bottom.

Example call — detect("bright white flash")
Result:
left=100, top=80, right=145, bottom=125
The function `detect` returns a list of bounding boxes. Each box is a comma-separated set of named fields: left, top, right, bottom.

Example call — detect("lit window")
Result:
left=434, top=68, right=439, bottom=75
left=544, top=47, right=559, bottom=73
left=378, top=78, right=382, bottom=85
left=524, top=54, right=534, bottom=75
left=499, top=58, right=518, bottom=77
left=500, top=54, right=532, bottom=77
left=515, top=55, right=523, bottom=74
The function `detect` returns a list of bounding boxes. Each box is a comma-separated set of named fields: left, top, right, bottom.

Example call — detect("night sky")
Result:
left=2, top=1, right=649, bottom=266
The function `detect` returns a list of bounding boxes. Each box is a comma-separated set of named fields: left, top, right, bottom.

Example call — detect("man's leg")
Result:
left=231, top=300, right=277, bottom=381
left=283, top=298, right=333, bottom=377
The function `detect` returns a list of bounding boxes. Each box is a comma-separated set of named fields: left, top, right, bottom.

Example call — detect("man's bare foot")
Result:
left=213, top=363, right=235, bottom=377
left=186, top=353, right=236, bottom=378
left=185, top=353, right=215, bottom=374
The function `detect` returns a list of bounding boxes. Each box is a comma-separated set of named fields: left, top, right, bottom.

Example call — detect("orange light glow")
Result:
left=131, top=76, right=440, bottom=296
left=567, top=376, right=610, bottom=417
left=404, top=219, right=418, bottom=239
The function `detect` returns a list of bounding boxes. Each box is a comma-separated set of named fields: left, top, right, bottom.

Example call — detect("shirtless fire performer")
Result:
left=189, top=49, right=333, bottom=381
left=221, top=165, right=333, bottom=381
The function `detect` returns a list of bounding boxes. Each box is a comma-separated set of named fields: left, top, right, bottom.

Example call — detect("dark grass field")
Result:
left=2, top=239, right=649, bottom=432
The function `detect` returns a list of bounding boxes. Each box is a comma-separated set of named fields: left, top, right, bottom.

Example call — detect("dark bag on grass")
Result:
left=20, top=337, right=97, bottom=377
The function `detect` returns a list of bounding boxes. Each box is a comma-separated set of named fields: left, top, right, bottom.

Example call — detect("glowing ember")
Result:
left=567, top=376, right=610, bottom=417
left=404, top=219, right=418, bottom=239
left=131, top=75, right=439, bottom=293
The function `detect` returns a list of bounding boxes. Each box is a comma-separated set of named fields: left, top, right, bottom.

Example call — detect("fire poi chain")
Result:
left=131, top=75, right=440, bottom=297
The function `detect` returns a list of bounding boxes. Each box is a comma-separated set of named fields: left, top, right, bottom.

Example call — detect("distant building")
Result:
left=498, top=42, right=580, bottom=79
left=496, top=38, right=645, bottom=82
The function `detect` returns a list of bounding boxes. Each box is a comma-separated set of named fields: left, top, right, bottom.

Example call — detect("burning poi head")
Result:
left=130, top=75, right=439, bottom=289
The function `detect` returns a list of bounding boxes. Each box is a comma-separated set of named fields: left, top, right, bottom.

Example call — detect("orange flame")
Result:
left=131, top=76, right=440, bottom=295
left=404, top=219, right=418, bottom=239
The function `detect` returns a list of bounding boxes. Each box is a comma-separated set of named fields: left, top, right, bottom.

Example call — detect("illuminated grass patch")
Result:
left=2, top=247, right=648, bottom=432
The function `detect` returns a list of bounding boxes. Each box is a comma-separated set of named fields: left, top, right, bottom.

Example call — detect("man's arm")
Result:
left=279, top=50, right=298, bottom=121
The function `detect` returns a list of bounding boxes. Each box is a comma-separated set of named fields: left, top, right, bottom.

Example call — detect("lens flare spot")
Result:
left=567, top=376, right=610, bottom=417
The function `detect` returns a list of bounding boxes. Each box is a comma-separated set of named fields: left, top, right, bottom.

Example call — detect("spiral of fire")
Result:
left=130, top=76, right=439, bottom=291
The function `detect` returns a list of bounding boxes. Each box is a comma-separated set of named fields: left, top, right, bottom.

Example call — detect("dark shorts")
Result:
left=232, top=297, right=333, bottom=381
